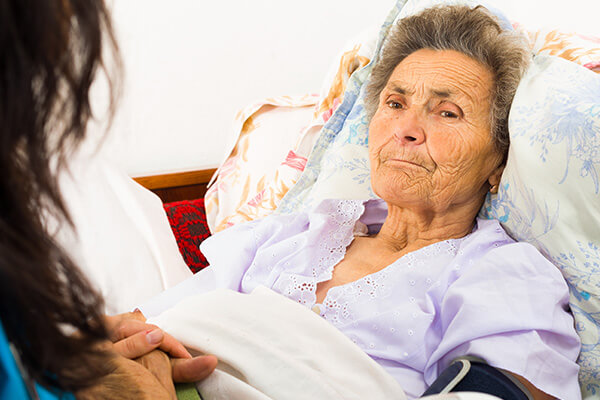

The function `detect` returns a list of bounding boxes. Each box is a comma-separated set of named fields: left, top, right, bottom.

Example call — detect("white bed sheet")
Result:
left=49, top=145, right=192, bottom=315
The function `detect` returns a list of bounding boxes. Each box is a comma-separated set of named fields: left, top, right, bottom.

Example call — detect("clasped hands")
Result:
left=77, top=310, right=217, bottom=399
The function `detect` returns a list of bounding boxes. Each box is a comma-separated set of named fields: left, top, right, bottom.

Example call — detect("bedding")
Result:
left=482, top=55, right=600, bottom=396
left=204, top=95, right=319, bottom=233
left=148, top=288, right=504, bottom=400
left=164, top=198, right=211, bottom=273
left=525, top=28, right=600, bottom=71
left=50, top=145, right=192, bottom=315
left=146, top=198, right=580, bottom=400
left=205, top=31, right=377, bottom=233
left=147, top=286, right=406, bottom=400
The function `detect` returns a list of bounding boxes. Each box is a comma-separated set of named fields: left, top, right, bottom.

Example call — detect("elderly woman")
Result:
left=141, top=5, right=581, bottom=400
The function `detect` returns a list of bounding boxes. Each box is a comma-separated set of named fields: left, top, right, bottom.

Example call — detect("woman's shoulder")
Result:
left=470, top=217, right=515, bottom=245
left=467, top=217, right=539, bottom=258
left=458, top=217, right=566, bottom=284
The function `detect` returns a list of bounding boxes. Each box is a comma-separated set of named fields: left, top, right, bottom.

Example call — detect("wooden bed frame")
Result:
left=133, top=168, right=217, bottom=203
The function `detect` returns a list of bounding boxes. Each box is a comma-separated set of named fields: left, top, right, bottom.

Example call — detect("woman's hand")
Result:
left=107, top=311, right=191, bottom=359
left=106, top=310, right=218, bottom=383
left=77, top=311, right=217, bottom=399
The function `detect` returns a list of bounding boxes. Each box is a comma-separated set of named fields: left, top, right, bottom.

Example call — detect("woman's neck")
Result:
left=374, top=203, right=477, bottom=254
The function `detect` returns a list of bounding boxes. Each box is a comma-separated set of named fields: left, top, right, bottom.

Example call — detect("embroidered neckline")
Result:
left=318, top=236, right=465, bottom=327
left=279, top=199, right=468, bottom=318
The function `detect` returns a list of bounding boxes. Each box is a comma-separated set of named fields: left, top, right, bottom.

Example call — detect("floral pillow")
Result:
left=205, top=35, right=376, bottom=233
left=482, top=55, right=600, bottom=398
left=275, top=1, right=405, bottom=214
left=204, top=94, right=319, bottom=233
left=525, top=28, right=600, bottom=72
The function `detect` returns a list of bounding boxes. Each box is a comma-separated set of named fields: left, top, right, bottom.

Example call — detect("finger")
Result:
left=113, top=328, right=163, bottom=359
left=137, top=350, right=176, bottom=400
left=130, top=308, right=147, bottom=321
left=107, top=313, right=148, bottom=342
left=111, top=319, right=192, bottom=359
left=171, top=355, right=218, bottom=383
left=105, top=309, right=147, bottom=330
left=112, top=319, right=157, bottom=342
left=159, top=331, right=192, bottom=359
left=103, top=314, right=121, bottom=333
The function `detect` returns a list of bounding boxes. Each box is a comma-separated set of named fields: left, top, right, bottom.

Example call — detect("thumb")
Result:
left=171, top=355, right=218, bottom=382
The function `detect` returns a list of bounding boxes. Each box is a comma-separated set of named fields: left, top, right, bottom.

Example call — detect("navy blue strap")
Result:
left=422, top=358, right=532, bottom=400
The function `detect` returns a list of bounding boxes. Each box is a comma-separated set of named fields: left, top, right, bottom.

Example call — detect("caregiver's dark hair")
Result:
left=364, top=5, right=531, bottom=156
left=0, top=0, right=120, bottom=392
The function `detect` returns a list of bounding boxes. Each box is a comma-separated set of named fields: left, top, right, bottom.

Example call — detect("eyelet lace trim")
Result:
left=315, top=200, right=364, bottom=279
left=320, top=240, right=462, bottom=327
left=280, top=200, right=364, bottom=305
left=276, top=199, right=464, bottom=327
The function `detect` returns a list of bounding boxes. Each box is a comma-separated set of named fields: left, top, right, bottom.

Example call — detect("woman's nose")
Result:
left=393, top=112, right=426, bottom=145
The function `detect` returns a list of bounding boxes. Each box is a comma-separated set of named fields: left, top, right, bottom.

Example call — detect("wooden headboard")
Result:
left=133, top=168, right=217, bottom=203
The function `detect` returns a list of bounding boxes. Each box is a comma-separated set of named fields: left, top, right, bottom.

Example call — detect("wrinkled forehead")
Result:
left=385, top=49, right=494, bottom=106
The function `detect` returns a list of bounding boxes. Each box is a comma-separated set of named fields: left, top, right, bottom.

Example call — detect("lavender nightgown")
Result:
left=142, top=199, right=581, bottom=399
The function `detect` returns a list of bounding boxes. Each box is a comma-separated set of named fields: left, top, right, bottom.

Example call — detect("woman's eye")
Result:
left=387, top=101, right=402, bottom=109
left=440, top=110, right=458, bottom=118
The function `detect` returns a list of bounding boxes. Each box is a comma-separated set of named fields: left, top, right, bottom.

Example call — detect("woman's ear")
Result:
left=488, top=164, right=505, bottom=194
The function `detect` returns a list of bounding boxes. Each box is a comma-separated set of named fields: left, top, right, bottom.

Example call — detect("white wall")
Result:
left=97, top=0, right=599, bottom=177
left=100, top=0, right=395, bottom=176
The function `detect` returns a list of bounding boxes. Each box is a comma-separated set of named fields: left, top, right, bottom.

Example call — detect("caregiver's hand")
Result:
left=107, top=311, right=190, bottom=359
left=106, top=311, right=218, bottom=382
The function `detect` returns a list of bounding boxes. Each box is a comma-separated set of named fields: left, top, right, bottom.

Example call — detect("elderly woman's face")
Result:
left=368, top=49, right=503, bottom=212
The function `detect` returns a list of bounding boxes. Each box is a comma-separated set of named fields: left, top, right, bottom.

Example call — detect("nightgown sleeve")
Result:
left=424, top=242, right=581, bottom=400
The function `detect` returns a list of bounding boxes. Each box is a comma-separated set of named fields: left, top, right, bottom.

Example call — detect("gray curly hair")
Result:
left=364, top=5, right=531, bottom=156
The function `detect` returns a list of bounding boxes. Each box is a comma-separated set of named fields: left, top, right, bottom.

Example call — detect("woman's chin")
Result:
left=373, top=186, right=430, bottom=209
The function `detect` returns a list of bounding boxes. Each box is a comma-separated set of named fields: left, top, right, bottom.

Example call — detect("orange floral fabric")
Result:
left=205, top=44, right=372, bottom=233
left=524, top=27, right=600, bottom=72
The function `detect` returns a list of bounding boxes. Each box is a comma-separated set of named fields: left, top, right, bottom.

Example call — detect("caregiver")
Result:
left=0, top=0, right=216, bottom=398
